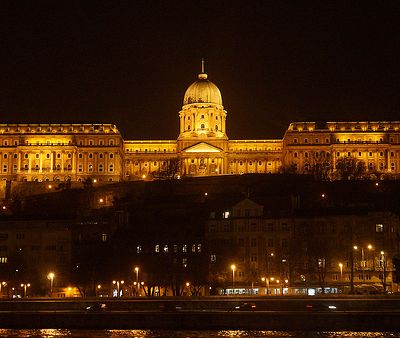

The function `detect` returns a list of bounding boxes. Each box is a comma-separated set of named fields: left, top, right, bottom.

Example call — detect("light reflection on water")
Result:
left=0, top=330, right=399, bottom=338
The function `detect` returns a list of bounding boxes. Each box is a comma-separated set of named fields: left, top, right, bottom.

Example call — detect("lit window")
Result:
left=376, top=224, right=384, bottom=232
left=222, top=211, right=230, bottom=219
left=101, top=234, right=107, bottom=242
left=183, top=245, right=187, bottom=253
left=155, top=245, right=160, bottom=253
left=182, top=258, right=187, bottom=267
left=192, top=244, right=196, bottom=252
left=163, top=245, right=168, bottom=253
left=197, top=244, right=202, bottom=252
left=210, top=254, right=216, bottom=262
left=136, top=245, right=142, bottom=254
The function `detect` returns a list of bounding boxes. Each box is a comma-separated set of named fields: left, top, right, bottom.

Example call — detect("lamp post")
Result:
left=265, top=252, right=274, bottom=294
left=113, top=280, right=124, bottom=297
left=47, top=272, right=55, bottom=296
left=338, top=263, right=343, bottom=285
left=0, top=281, right=6, bottom=297
left=381, top=251, right=387, bottom=294
left=230, top=264, right=236, bottom=292
left=352, top=244, right=373, bottom=292
left=20, top=283, right=30, bottom=298
left=134, top=266, right=140, bottom=296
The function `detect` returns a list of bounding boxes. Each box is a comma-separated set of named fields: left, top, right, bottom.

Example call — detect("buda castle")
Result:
left=0, top=67, right=399, bottom=184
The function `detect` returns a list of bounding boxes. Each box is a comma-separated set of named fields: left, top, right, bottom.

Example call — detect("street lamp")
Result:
left=261, top=276, right=270, bottom=295
left=338, top=263, right=343, bottom=281
left=354, top=244, right=373, bottom=282
left=0, top=281, right=6, bottom=296
left=113, top=280, right=124, bottom=297
left=381, top=251, right=387, bottom=294
left=47, top=272, right=55, bottom=296
left=20, top=283, right=30, bottom=298
left=134, top=266, right=140, bottom=296
left=230, top=264, right=236, bottom=291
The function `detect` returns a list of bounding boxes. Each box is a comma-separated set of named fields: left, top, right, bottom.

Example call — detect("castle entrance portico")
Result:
left=182, top=142, right=225, bottom=176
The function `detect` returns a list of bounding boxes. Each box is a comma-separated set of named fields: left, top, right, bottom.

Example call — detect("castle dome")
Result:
left=183, top=72, right=222, bottom=106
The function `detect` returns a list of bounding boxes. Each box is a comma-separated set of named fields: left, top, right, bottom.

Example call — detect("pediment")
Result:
left=183, top=142, right=222, bottom=153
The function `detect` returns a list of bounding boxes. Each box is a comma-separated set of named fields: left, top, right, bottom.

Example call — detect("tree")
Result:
left=335, top=157, right=366, bottom=180
left=153, top=158, right=182, bottom=180
left=279, top=163, right=297, bottom=174
left=309, top=153, right=333, bottom=181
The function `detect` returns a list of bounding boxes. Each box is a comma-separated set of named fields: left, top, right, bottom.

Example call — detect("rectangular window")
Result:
left=210, top=254, right=217, bottom=262
left=155, top=245, right=160, bottom=253
left=101, top=234, right=107, bottom=242
left=376, top=224, right=384, bottom=232
left=222, top=211, right=230, bottom=219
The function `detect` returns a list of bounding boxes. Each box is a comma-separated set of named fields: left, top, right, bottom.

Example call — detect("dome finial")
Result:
left=198, top=58, right=207, bottom=80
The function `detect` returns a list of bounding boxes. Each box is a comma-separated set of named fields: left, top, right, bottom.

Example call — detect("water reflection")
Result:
left=0, top=330, right=398, bottom=338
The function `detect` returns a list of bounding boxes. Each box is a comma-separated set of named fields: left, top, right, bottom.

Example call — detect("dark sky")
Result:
left=0, top=1, right=399, bottom=139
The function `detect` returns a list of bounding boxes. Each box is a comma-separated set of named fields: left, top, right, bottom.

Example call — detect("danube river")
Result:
left=0, top=330, right=399, bottom=337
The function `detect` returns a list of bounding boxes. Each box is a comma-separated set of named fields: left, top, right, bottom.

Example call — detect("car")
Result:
left=85, top=303, right=108, bottom=312
left=305, top=302, right=337, bottom=311
left=159, top=302, right=183, bottom=312
left=233, top=302, right=257, bottom=311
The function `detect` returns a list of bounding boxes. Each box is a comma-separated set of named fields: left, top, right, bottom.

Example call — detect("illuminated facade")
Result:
left=0, top=68, right=399, bottom=183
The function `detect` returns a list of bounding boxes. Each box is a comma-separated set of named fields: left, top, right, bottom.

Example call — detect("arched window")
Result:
left=215, top=125, right=218, bottom=131
left=201, top=124, right=205, bottom=129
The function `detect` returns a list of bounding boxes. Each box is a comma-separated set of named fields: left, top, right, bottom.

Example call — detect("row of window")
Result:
left=126, top=148, right=175, bottom=153
left=136, top=244, right=202, bottom=254
left=0, top=245, right=61, bottom=251
left=0, top=152, right=117, bottom=160
left=292, top=137, right=391, bottom=144
left=0, top=138, right=117, bottom=146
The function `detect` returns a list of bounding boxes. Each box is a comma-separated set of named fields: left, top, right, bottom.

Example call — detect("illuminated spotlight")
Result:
left=93, top=179, right=97, bottom=183
left=177, top=175, right=181, bottom=179
left=142, top=174, right=146, bottom=179
left=47, top=184, right=52, bottom=189
left=375, top=182, right=379, bottom=186
left=321, top=193, right=326, bottom=198
left=99, top=198, right=104, bottom=203
left=204, top=192, right=208, bottom=196
left=2, top=206, right=6, bottom=210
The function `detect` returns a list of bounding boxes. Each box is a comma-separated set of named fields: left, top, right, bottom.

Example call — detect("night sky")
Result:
left=0, top=2, right=399, bottom=140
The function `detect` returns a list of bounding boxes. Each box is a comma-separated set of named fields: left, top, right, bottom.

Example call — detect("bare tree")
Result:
left=335, top=157, right=366, bottom=180
left=154, top=158, right=182, bottom=180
